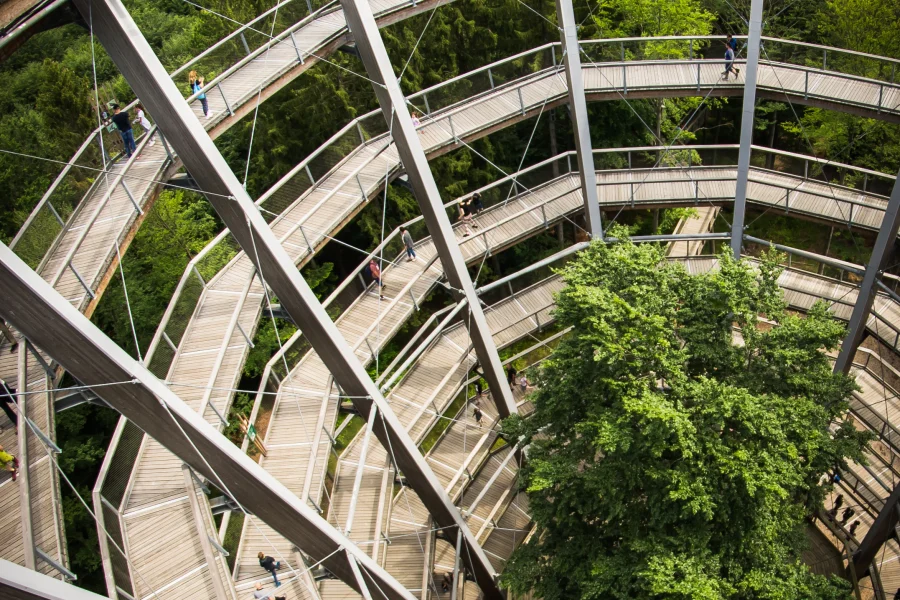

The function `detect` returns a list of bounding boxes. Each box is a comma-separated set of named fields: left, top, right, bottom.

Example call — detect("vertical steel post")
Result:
left=834, top=168, right=900, bottom=373
left=556, top=0, right=603, bottom=239
left=730, top=0, right=764, bottom=259
left=70, top=0, right=501, bottom=595
left=338, top=0, right=518, bottom=425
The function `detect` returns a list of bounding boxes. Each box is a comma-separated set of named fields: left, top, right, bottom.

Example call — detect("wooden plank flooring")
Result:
left=22, top=30, right=896, bottom=597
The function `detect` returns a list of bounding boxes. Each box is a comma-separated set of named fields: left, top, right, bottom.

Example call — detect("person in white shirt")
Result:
left=132, top=103, right=155, bottom=146
left=252, top=582, right=286, bottom=600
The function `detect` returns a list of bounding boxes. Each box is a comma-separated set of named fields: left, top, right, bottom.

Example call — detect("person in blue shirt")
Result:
left=726, top=35, right=740, bottom=77
left=722, top=44, right=736, bottom=81
left=189, top=70, right=212, bottom=119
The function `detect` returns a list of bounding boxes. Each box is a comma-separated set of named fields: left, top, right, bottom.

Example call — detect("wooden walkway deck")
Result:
left=105, top=151, right=899, bottom=600
left=0, top=0, right=449, bottom=586
left=9, top=24, right=897, bottom=593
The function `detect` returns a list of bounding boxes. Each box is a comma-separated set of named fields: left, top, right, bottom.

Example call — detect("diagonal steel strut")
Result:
left=69, top=0, right=504, bottom=596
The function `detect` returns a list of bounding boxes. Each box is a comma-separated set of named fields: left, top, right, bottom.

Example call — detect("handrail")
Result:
left=581, top=34, right=900, bottom=68
left=168, top=0, right=302, bottom=79
left=181, top=0, right=342, bottom=107
left=47, top=127, right=157, bottom=291
left=9, top=130, right=101, bottom=250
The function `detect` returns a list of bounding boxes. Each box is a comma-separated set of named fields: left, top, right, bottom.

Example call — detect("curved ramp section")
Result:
left=91, top=34, right=900, bottom=596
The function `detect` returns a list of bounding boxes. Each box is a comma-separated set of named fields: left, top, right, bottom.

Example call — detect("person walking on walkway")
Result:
left=368, top=259, right=385, bottom=300
left=0, top=378, right=17, bottom=429
left=840, top=507, right=855, bottom=525
left=189, top=70, right=212, bottom=119
left=473, top=405, right=483, bottom=426
left=472, top=192, right=484, bottom=214
left=0, top=444, right=18, bottom=482
left=253, top=582, right=286, bottom=600
left=722, top=43, right=736, bottom=81
left=461, top=197, right=478, bottom=230
left=457, top=201, right=473, bottom=237
left=401, top=227, right=416, bottom=262
left=111, top=105, right=137, bottom=159
left=258, top=553, right=282, bottom=587
left=132, top=103, right=155, bottom=146
left=506, top=365, right=516, bottom=388
left=725, top=34, right=741, bottom=76
left=411, top=111, right=423, bottom=132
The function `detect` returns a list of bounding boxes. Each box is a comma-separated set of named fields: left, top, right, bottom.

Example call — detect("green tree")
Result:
left=502, top=235, right=869, bottom=600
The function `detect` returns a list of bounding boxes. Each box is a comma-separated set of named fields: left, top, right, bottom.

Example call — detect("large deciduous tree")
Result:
left=502, top=236, right=870, bottom=600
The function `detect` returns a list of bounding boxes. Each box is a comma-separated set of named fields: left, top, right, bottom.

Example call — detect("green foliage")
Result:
left=502, top=234, right=870, bottom=600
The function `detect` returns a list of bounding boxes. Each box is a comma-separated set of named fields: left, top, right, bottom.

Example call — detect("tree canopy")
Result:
left=501, top=236, right=871, bottom=600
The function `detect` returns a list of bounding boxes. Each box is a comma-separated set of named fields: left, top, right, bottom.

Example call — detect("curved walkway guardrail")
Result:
left=82, top=34, right=900, bottom=600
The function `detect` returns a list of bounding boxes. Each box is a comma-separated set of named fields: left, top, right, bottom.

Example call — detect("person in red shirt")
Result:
left=368, top=259, right=385, bottom=300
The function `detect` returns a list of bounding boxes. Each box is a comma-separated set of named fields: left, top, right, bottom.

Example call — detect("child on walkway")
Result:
left=253, top=581, right=286, bottom=600
left=189, top=70, right=212, bottom=119
left=132, top=103, right=155, bottom=146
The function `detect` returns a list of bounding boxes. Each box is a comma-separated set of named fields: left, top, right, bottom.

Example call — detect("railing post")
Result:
left=551, top=45, right=557, bottom=66
left=878, top=85, right=883, bottom=114
left=68, top=262, right=96, bottom=300
left=46, top=202, right=66, bottom=227
left=804, top=70, right=809, bottom=99
left=290, top=31, right=305, bottom=63
left=517, top=87, right=526, bottom=115
left=357, top=121, right=366, bottom=144
left=423, top=93, right=431, bottom=115
left=689, top=39, right=693, bottom=60
left=120, top=180, right=143, bottom=214
left=240, top=33, right=251, bottom=55
left=823, top=49, right=827, bottom=70
left=305, top=164, right=316, bottom=184
left=218, top=84, right=234, bottom=116
left=697, top=61, right=701, bottom=91
left=306, top=0, right=313, bottom=12
left=541, top=204, right=548, bottom=228
left=299, top=224, right=314, bottom=254
left=785, top=189, right=790, bottom=213
left=623, top=63, right=627, bottom=94
left=356, top=174, right=367, bottom=199
left=488, top=68, right=494, bottom=89
left=409, top=288, right=419, bottom=311
left=449, top=114, right=457, bottom=141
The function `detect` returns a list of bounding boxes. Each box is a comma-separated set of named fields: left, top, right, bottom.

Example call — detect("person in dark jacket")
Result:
left=111, top=104, right=137, bottom=159
left=0, top=379, right=17, bottom=428
left=257, top=552, right=282, bottom=587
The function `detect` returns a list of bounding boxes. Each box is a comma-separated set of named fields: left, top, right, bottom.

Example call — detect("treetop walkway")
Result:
left=6, top=12, right=900, bottom=597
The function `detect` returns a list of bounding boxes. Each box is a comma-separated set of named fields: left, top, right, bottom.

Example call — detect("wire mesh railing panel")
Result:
left=102, top=500, right=134, bottom=598
left=100, top=420, right=146, bottom=510
left=11, top=140, right=105, bottom=270
left=196, top=234, right=242, bottom=283
left=410, top=47, right=556, bottom=117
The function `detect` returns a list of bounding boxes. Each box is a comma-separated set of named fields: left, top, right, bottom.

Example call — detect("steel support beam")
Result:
left=67, top=1, right=502, bottom=596
left=16, top=344, right=36, bottom=571
left=555, top=0, right=602, bottom=239
left=730, top=0, right=764, bottom=259
left=0, top=241, right=415, bottom=600
left=181, top=465, right=230, bottom=600
left=338, top=0, right=518, bottom=422
left=0, top=559, right=105, bottom=600
left=849, top=482, right=900, bottom=581
left=834, top=168, right=900, bottom=373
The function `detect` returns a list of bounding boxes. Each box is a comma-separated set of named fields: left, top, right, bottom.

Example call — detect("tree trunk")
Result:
left=549, top=109, right=560, bottom=177
left=766, top=111, right=778, bottom=170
